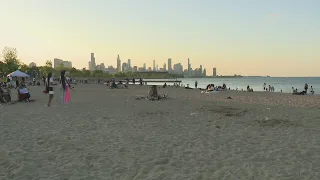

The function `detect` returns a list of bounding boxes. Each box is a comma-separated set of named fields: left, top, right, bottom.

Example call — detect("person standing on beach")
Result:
left=195, top=81, right=198, bottom=88
left=60, top=70, right=72, bottom=104
left=45, top=72, right=54, bottom=107
left=304, top=83, right=308, bottom=94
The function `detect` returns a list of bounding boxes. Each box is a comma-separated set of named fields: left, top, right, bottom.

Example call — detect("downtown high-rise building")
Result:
left=143, top=63, right=146, bottom=71
left=117, top=55, right=121, bottom=72
left=167, top=58, right=172, bottom=73
left=127, top=59, right=131, bottom=70
left=153, top=59, right=156, bottom=71
left=173, top=63, right=183, bottom=74
left=187, top=58, right=191, bottom=77
left=88, top=53, right=96, bottom=71
left=212, top=67, right=217, bottom=76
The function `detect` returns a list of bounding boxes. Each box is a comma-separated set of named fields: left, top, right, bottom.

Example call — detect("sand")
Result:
left=1, top=84, right=320, bottom=180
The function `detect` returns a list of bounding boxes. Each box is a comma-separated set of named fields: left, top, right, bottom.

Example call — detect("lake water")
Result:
left=146, top=77, right=320, bottom=94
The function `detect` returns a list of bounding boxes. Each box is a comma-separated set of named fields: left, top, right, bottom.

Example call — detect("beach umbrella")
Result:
left=7, top=70, right=30, bottom=77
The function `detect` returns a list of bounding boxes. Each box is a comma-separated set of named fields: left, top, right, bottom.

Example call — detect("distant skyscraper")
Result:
left=173, top=63, right=183, bottom=74
left=163, top=63, right=166, bottom=71
left=143, top=63, right=146, bottom=71
left=127, top=59, right=131, bottom=70
left=200, top=65, right=203, bottom=74
left=122, top=62, right=127, bottom=72
left=168, top=58, right=172, bottom=72
left=187, top=58, right=191, bottom=77
left=153, top=59, right=156, bottom=71
left=117, top=55, right=121, bottom=72
left=212, top=67, right=217, bottom=76
left=203, top=68, right=207, bottom=76
left=54, top=58, right=72, bottom=69
left=88, top=53, right=96, bottom=71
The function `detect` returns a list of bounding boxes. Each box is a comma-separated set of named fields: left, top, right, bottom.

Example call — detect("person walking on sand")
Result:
left=45, top=72, right=54, bottom=107
left=60, top=70, right=72, bottom=104
left=195, top=81, right=198, bottom=88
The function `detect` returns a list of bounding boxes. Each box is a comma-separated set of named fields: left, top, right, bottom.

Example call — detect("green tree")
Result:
left=82, top=69, right=91, bottom=77
left=92, top=70, right=104, bottom=77
left=57, top=63, right=64, bottom=71
left=2, top=47, right=20, bottom=74
left=19, top=63, right=29, bottom=73
left=0, top=61, right=6, bottom=76
left=45, top=60, right=52, bottom=68
left=69, top=67, right=83, bottom=77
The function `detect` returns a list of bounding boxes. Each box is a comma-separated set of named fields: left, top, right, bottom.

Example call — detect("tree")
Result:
left=45, top=60, right=52, bottom=68
left=19, top=63, right=29, bottom=73
left=0, top=61, right=5, bottom=75
left=2, top=47, right=20, bottom=74
left=92, top=70, right=104, bottom=77
left=82, top=69, right=91, bottom=77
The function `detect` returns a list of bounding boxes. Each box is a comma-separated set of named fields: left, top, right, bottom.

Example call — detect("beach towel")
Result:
left=64, top=85, right=71, bottom=103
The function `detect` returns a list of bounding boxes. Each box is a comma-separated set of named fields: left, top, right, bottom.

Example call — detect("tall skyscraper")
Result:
left=117, top=55, right=121, bottom=72
left=127, top=59, right=131, bottom=70
left=122, top=62, right=127, bottom=72
left=168, top=58, right=172, bottom=72
left=212, top=67, right=217, bottom=76
left=88, top=53, right=96, bottom=71
left=153, top=60, right=156, bottom=71
left=187, top=58, right=191, bottom=77
left=200, top=65, right=203, bottom=74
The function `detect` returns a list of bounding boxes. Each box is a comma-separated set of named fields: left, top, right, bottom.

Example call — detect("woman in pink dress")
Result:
left=60, top=70, right=71, bottom=104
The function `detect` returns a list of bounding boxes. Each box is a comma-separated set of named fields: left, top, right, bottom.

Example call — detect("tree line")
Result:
left=0, top=47, right=183, bottom=79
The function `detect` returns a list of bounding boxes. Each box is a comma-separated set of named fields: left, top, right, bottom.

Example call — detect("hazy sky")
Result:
left=0, top=0, right=319, bottom=76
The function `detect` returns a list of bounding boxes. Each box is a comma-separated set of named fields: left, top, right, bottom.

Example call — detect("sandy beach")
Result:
left=1, top=84, right=320, bottom=180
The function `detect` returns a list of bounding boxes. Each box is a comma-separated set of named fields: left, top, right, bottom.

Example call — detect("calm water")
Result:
left=146, top=77, right=320, bottom=94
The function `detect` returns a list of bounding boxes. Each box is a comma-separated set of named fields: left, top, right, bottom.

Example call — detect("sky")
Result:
left=0, top=0, right=319, bottom=77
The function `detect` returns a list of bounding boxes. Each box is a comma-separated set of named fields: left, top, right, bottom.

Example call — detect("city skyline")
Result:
left=0, top=0, right=319, bottom=77
left=85, top=53, right=209, bottom=77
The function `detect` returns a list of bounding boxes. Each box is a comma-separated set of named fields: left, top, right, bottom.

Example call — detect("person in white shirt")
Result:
left=45, top=72, right=54, bottom=107
left=32, top=77, right=36, bottom=86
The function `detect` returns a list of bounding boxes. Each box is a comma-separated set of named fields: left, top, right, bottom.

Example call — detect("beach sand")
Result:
left=1, top=84, right=320, bottom=180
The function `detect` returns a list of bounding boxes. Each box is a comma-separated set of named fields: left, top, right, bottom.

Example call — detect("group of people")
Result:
left=106, top=78, right=144, bottom=89
left=0, top=70, right=73, bottom=106
left=263, top=83, right=275, bottom=92
left=44, top=70, right=72, bottom=107
left=0, top=77, right=31, bottom=103
left=292, top=83, right=314, bottom=95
